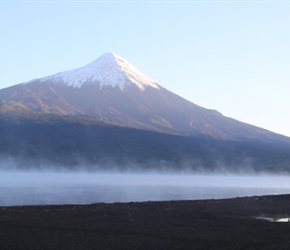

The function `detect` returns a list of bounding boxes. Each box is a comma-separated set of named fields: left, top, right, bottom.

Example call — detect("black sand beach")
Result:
left=1, top=194, right=290, bottom=250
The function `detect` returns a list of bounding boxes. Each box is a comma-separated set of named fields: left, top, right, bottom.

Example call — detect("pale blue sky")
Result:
left=1, top=1, right=290, bottom=136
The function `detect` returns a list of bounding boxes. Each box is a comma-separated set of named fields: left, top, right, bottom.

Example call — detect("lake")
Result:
left=1, top=171, right=290, bottom=206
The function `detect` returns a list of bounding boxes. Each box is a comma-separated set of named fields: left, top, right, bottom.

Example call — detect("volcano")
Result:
left=0, top=53, right=290, bottom=172
left=0, top=52, right=289, bottom=143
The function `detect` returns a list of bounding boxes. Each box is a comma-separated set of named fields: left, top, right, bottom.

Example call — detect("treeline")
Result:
left=0, top=112, right=290, bottom=173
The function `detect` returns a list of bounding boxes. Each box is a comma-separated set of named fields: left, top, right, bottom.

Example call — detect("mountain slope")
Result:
left=1, top=112, right=290, bottom=173
left=0, top=52, right=289, bottom=144
left=1, top=52, right=290, bottom=172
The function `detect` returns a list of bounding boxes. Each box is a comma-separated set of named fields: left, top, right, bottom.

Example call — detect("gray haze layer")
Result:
left=1, top=171, right=290, bottom=206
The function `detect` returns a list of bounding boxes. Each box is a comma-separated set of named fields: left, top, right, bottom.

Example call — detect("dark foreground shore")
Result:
left=1, top=194, right=290, bottom=250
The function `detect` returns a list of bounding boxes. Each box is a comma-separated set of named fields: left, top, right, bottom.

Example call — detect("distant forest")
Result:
left=1, top=113, right=290, bottom=173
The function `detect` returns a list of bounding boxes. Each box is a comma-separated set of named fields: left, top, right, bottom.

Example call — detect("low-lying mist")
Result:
left=1, top=169, right=290, bottom=206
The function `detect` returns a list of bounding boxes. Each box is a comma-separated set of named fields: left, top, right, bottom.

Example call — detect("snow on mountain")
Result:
left=28, top=52, right=159, bottom=90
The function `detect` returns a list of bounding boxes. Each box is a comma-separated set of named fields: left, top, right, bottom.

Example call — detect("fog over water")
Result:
left=1, top=171, right=290, bottom=206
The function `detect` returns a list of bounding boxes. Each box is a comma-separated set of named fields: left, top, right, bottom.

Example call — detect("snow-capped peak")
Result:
left=36, top=52, right=159, bottom=90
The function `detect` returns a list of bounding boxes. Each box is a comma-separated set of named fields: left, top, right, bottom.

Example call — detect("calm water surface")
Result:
left=1, top=171, right=290, bottom=206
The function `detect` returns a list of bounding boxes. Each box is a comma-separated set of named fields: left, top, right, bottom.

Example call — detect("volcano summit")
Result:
left=0, top=53, right=290, bottom=172
left=34, top=52, right=160, bottom=90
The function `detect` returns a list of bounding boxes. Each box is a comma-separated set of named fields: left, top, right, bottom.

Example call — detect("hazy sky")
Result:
left=1, top=1, right=290, bottom=137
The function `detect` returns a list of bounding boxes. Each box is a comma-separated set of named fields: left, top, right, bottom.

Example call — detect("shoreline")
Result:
left=1, top=194, right=290, bottom=249
left=1, top=192, right=290, bottom=207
